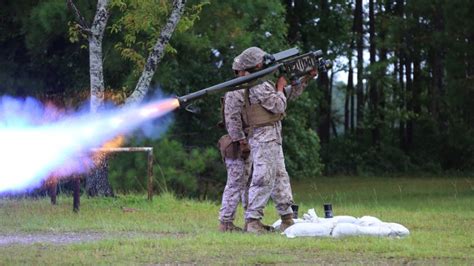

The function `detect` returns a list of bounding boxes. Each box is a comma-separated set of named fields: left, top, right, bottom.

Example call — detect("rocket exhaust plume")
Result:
left=0, top=96, right=180, bottom=194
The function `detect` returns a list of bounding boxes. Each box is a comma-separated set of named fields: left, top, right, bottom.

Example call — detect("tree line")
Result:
left=0, top=0, right=472, bottom=198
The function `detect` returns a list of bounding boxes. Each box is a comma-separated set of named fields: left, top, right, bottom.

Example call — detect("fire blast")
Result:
left=0, top=96, right=180, bottom=194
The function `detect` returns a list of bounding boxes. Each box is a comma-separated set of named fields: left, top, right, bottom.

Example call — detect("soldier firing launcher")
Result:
left=177, top=47, right=332, bottom=108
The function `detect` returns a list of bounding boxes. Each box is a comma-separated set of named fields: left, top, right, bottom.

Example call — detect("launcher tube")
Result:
left=177, top=64, right=281, bottom=107
left=177, top=47, right=330, bottom=108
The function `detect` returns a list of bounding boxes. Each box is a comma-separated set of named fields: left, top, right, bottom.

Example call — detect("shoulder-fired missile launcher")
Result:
left=177, top=47, right=332, bottom=108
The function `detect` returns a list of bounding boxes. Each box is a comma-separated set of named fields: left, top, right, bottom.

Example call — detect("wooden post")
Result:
left=48, top=178, right=58, bottom=205
left=147, top=150, right=154, bottom=201
left=73, top=177, right=80, bottom=213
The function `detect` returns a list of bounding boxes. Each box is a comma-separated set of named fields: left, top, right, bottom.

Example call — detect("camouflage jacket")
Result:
left=224, top=89, right=246, bottom=142
left=224, top=78, right=310, bottom=144
left=248, top=81, right=287, bottom=144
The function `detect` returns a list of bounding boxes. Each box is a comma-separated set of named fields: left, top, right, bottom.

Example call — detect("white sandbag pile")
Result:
left=273, top=209, right=410, bottom=239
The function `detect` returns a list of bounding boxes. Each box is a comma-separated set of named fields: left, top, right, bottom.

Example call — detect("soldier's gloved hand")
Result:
left=239, top=139, right=250, bottom=159
left=308, top=68, right=318, bottom=79
left=276, top=76, right=288, bottom=92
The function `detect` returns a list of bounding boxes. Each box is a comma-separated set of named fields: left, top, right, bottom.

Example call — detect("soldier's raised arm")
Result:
left=285, top=69, right=318, bottom=101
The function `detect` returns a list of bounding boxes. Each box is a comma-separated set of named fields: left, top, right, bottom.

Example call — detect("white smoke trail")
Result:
left=0, top=96, right=179, bottom=193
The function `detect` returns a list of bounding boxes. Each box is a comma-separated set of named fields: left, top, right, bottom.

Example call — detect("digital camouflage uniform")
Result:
left=219, top=81, right=309, bottom=223
left=238, top=48, right=311, bottom=222
left=244, top=81, right=294, bottom=220
left=218, top=89, right=252, bottom=223
left=220, top=47, right=312, bottom=228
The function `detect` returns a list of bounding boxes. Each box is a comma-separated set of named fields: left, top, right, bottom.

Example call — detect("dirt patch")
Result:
left=0, top=231, right=183, bottom=246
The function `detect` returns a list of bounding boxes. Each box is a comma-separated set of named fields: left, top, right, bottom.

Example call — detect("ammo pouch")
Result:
left=217, top=134, right=240, bottom=160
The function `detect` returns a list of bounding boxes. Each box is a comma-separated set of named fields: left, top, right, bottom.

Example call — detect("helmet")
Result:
left=232, top=47, right=266, bottom=70
left=232, top=54, right=245, bottom=71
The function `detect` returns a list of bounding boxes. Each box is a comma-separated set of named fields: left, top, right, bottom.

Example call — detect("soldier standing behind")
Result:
left=217, top=54, right=252, bottom=232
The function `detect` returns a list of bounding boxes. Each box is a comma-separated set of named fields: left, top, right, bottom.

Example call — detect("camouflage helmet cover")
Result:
left=232, top=47, right=266, bottom=71
left=232, top=55, right=245, bottom=71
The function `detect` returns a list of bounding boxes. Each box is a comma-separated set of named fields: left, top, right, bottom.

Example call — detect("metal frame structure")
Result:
left=47, top=147, right=154, bottom=212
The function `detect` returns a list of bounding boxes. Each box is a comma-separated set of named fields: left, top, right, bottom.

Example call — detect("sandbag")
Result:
left=317, top=215, right=358, bottom=225
left=356, top=216, right=383, bottom=226
left=331, top=223, right=360, bottom=238
left=302, top=208, right=318, bottom=222
left=282, top=222, right=334, bottom=238
left=275, top=209, right=410, bottom=238
left=332, top=223, right=410, bottom=238
left=357, top=224, right=393, bottom=237
left=385, top=222, right=410, bottom=237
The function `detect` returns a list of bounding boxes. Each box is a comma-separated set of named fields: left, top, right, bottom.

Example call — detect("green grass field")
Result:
left=1, top=176, right=473, bottom=265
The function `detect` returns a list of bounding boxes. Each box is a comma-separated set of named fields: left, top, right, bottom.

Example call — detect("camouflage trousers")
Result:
left=218, top=155, right=252, bottom=222
left=245, top=140, right=293, bottom=220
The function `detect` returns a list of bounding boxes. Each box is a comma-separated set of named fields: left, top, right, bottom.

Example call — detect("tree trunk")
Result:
left=345, top=0, right=356, bottom=135
left=125, top=0, right=186, bottom=105
left=368, top=0, right=380, bottom=147
left=86, top=154, right=113, bottom=197
left=88, top=0, right=109, bottom=113
left=355, top=0, right=364, bottom=136
left=285, top=0, right=301, bottom=44
left=392, top=52, right=398, bottom=143
left=318, top=72, right=331, bottom=143
left=396, top=0, right=406, bottom=151
left=345, top=48, right=353, bottom=134
left=398, top=56, right=406, bottom=150
left=405, top=4, right=419, bottom=150
left=329, top=70, right=335, bottom=138
left=467, top=35, right=474, bottom=79
left=412, top=49, right=421, bottom=136
left=430, top=4, right=445, bottom=130
left=378, top=0, right=389, bottom=139
left=405, top=55, right=413, bottom=149
left=85, top=0, right=114, bottom=197
left=466, top=33, right=474, bottom=125
left=316, top=0, right=331, bottom=144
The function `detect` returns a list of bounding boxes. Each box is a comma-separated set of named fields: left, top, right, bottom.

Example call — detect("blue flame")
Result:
left=0, top=96, right=178, bottom=193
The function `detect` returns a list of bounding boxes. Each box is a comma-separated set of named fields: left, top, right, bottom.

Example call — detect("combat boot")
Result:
left=244, top=220, right=275, bottom=232
left=262, top=223, right=275, bottom=232
left=279, top=214, right=295, bottom=232
left=245, top=219, right=269, bottom=234
left=219, top=221, right=243, bottom=232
